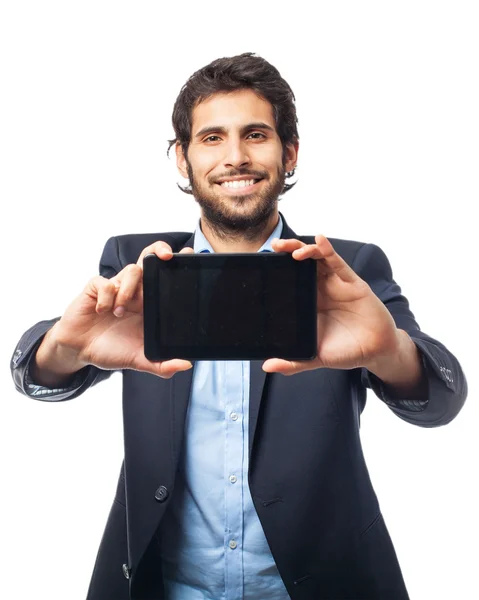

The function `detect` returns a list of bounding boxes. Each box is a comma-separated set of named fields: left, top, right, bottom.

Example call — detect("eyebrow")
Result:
left=194, top=122, right=276, bottom=139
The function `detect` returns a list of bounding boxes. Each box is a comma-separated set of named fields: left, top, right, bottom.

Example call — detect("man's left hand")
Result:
left=262, top=235, right=402, bottom=376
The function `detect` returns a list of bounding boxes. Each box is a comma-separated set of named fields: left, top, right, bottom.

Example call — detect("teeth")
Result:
left=220, top=179, right=257, bottom=188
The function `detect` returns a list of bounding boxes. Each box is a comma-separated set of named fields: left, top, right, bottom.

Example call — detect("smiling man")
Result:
left=176, top=87, right=296, bottom=248
left=11, top=52, right=467, bottom=600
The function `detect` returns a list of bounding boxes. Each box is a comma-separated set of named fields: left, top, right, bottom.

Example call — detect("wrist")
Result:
left=364, top=328, right=405, bottom=377
left=365, top=329, right=428, bottom=398
left=33, top=323, right=88, bottom=386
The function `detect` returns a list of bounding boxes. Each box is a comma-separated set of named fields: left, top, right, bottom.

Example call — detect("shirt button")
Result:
left=229, top=475, right=237, bottom=483
left=230, top=412, right=238, bottom=421
left=229, top=539, right=238, bottom=549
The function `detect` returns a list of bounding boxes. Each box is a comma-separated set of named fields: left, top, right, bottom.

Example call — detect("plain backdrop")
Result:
left=1, top=2, right=478, bottom=599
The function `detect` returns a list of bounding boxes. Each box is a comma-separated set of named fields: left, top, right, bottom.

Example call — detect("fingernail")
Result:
left=114, top=306, right=125, bottom=317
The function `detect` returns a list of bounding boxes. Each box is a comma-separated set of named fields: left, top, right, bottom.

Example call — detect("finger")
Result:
left=293, top=235, right=358, bottom=283
left=155, top=359, right=193, bottom=379
left=112, top=264, right=143, bottom=316
left=132, top=356, right=193, bottom=379
left=262, top=358, right=319, bottom=376
left=179, top=246, right=194, bottom=254
left=84, top=276, right=120, bottom=314
left=137, top=241, right=174, bottom=267
left=271, top=238, right=306, bottom=253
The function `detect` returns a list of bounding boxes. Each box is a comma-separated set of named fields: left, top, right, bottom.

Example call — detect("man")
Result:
left=11, top=52, right=467, bottom=600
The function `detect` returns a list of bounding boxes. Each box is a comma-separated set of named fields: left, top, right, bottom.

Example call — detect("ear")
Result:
left=284, top=139, right=299, bottom=172
left=176, top=143, right=189, bottom=179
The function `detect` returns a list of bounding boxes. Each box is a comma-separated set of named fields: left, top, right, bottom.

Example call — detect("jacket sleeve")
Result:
left=10, top=236, right=123, bottom=402
left=354, top=243, right=467, bottom=427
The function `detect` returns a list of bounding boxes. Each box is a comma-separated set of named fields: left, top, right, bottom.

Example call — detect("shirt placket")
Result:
left=224, top=359, right=245, bottom=600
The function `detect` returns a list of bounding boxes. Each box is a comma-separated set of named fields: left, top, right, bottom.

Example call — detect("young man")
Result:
left=11, top=52, right=467, bottom=600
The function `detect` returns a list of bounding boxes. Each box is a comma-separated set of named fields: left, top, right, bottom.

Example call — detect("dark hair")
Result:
left=167, top=52, right=299, bottom=194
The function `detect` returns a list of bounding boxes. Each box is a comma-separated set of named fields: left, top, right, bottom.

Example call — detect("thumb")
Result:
left=137, top=356, right=193, bottom=379
left=179, top=247, right=194, bottom=254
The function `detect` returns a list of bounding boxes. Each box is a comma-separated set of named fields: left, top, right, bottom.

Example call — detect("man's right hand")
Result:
left=32, top=242, right=194, bottom=386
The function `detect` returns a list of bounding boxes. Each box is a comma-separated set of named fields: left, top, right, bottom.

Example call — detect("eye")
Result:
left=203, top=132, right=266, bottom=143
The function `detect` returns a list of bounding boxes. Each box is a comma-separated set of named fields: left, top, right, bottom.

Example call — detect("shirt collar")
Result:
left=193, top=214, right=284, bottom=254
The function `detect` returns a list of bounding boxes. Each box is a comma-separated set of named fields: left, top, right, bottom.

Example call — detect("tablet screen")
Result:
left=143, top=253, right=316, bottom=360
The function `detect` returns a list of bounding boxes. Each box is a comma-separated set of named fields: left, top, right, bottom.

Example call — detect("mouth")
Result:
left=215, top=178, right=264, bottom=195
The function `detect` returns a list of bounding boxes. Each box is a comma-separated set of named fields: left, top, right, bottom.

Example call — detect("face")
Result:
left=176, top=89, right=298, bottom=238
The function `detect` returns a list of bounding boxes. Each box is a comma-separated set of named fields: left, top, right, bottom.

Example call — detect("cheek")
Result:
left=255, top=146, right=283, bottom=169
left=192, top=155, right=218, bottom=182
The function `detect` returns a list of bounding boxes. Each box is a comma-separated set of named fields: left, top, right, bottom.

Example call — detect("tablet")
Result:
left=143, top=252, right=317, bottom=361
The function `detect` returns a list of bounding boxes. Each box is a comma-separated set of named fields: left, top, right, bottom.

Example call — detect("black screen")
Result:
left=143, top=253, right=316, bottom=361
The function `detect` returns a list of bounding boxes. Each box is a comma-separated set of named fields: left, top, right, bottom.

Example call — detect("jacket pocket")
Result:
left=356, top=512, right=410, bottom=600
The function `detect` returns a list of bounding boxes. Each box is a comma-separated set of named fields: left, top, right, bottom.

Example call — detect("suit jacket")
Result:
left=11, top=214, right=468, bottom=600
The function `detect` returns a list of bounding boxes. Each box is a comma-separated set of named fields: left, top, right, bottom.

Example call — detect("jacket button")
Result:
left=155, top=485, right=169, bottom=502
left=122, top=563, right=130, bottom=579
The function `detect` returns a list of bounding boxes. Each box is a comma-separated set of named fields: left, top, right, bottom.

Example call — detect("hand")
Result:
left=262, top=235, right=401, bottom=376
left=37, top=242, right=194, bottom=380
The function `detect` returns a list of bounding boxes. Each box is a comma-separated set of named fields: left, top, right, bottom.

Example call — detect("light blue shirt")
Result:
left=158, top=215, right=291, bottom=599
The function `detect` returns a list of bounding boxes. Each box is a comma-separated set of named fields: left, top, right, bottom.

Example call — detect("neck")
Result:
left=200, top=210, right=280, bottom=253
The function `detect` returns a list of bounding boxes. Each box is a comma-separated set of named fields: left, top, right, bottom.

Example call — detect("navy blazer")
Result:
left=11, top=214, right=467, bottom=600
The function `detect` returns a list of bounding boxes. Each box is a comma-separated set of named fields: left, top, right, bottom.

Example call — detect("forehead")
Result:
left=191, top=89, right=276, bottom=134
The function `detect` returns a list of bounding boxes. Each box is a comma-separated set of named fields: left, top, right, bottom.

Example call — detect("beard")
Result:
left=185, top=159, right=286, bottom=242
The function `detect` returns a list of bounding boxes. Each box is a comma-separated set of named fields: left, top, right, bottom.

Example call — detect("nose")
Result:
left=223, top=139, right=251, bottom=170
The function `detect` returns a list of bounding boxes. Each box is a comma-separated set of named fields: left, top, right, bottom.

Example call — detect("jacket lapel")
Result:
left=182, top=232, right=195, bottom=250
left=165, top=231, right=197, bottom=462
left=169, top=365, right=195, bottom=466
left=248, top=212, right=299, bottom=456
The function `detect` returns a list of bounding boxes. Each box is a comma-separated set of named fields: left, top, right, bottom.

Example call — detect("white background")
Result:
left=1, top=2, right=478, bottom=599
